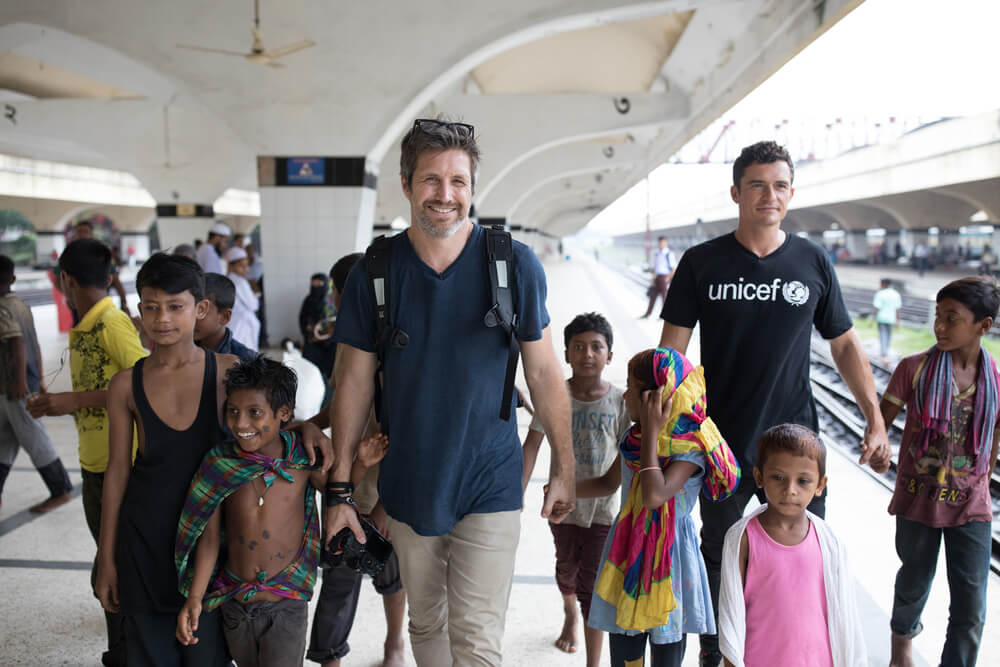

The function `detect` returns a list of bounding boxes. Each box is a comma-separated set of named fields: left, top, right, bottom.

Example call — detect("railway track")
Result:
left=810, top=345, right=1000, bottom=575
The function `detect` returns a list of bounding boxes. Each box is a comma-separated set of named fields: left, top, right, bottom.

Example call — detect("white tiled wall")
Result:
left=157, top=217, right=215, bottom=254
left=259, top=186, right=375, bottom=343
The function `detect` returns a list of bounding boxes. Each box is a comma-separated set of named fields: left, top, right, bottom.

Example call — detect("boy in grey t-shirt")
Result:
left=522, top=312, right=629, bottom=667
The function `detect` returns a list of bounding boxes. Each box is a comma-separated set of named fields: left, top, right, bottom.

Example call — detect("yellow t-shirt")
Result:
left=69, top=297, right=147, bottom=472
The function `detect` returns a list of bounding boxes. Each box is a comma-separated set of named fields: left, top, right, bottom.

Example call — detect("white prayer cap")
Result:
left=209, top=222, right=232, bottom=237
left=227, top=246, right=248, bottom=262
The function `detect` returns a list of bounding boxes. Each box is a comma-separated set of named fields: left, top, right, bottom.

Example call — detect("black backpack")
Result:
left=364, top=225, right=520, bottom=434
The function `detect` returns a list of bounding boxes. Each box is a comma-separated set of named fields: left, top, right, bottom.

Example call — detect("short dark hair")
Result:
left=59, top=239, right=111, bottom=288
left=136, top=252, right=205, bottom=302
left=0, top=254, right=14, bottom=283
left=937, top=275, right=1000, bottom=323
left=880, top=278, right=892, bottom=288
left=225, top=354, right=297, bottom=415
left=400, top=117, right=481, bottom=191
left=204, top=273, right=236, bottom=311
left=756, top=423, right=826, bottom=478
left=732, top=141, right=794, bottom=190
left=627, top=349, right=658, bottom=393
left=564, top=312, right=614, bottom=351
left=74, top=220, right=93, bottom=230
left=330, top=252, right=364, bottom=293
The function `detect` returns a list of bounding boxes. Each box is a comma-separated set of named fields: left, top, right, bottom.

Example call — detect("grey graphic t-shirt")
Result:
left=530, top=383, right=630, bottom=527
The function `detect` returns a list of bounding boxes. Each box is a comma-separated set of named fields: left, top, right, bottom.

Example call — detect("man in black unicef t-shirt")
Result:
left=658, top=141, right=891, bottom=667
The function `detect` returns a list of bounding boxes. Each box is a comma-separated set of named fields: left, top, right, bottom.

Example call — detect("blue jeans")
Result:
left=878, top=322, right=892, bottom=358
left=891, top=517, right=991, bottom=667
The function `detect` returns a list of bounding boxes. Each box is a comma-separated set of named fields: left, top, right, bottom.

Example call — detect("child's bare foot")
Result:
left=555, top=608, right=579, bottom=653
left=889, top=633, right=914, bottom=667
left=29, top=491, right=72, bottom=513
left=383, top=639, right=406, bottom=666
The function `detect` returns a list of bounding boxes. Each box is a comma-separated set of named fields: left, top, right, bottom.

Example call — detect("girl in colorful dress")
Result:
left=579, top=347, right=740, bottom=667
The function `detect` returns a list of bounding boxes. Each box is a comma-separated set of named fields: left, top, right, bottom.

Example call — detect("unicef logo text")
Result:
left=782, top=281, right=810, bottom=306
left=707, top=277, right=810, bottom=305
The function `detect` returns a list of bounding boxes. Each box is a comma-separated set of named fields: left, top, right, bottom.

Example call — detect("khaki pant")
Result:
left=388, top=511, right=520, bottom=667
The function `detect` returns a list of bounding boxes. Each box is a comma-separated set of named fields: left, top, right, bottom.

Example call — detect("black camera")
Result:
left=320, top=513, right=393, bottom=577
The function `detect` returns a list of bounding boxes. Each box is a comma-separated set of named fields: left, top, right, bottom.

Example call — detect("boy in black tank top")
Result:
left=94, top=254, right=334, bottom=667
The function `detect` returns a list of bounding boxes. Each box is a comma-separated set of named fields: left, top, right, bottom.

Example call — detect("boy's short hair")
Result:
left=936, top=276, right=1000, bottom=323
left=563, top=312, right=614, bottom=350
left=732, top=141, right=794, bottom=190
left=0, top=254, right=14, bottom=283
left=225, top=355, right=297, bottom=415
left=330, top=252, right=364, bottom=293
left=880, top=278, right=891, bottom=288
left=204, top=273, right=236, bottom=311
left=136, top=252, right=205, bottom=302
left=756, top=423, right=826, bottom=478
left=59, top=238, right=112, bottom=288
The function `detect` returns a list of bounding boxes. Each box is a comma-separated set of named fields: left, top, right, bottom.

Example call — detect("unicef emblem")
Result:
left=782, top=280, right=809, bottom=306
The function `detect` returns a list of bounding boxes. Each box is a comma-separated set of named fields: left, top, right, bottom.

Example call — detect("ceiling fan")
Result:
left=176, top=0, right=314, bottom=68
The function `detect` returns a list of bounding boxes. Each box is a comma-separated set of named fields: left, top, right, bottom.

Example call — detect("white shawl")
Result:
left=718, top=504, right=867, bottom=667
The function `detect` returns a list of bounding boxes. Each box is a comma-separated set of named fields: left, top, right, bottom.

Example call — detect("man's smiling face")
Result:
left=403, top=148, right=473, bottom=239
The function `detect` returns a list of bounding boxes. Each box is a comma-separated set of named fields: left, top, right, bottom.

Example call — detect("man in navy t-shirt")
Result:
left=658, top=141, right=891, bottom=667
left=325, top=118, right=575, bottom=666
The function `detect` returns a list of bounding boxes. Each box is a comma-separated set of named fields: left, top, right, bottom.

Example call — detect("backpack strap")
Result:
left=365, top=234, right=409, bottom=433
left=483, top=225, right=519, bottom=421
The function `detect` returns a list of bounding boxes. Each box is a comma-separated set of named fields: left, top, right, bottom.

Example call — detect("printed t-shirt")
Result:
left=528, top=383, right=629, bottom=527
left=883, top=352, right=996, bottom=527
left=334, top=224, right=550, bottom=536
left=873, top=287, right=902, bottom=325
left=662, top=232, right=852, bottom=467
left=0, top=293, right=42, bottom=394
left=70, top=296, right=147, bottom=472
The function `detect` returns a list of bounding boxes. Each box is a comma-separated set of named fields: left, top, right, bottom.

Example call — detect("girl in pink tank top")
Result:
left=719, top=424, right=867, bottom=667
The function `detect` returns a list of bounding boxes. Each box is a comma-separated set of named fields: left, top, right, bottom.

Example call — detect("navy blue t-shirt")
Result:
left=335, top=225, right=550, bottom=535
left=662, top=232, right=852, bottom=468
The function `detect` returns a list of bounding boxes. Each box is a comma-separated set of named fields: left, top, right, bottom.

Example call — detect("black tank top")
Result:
left=117, top=349, right=224, bottom=614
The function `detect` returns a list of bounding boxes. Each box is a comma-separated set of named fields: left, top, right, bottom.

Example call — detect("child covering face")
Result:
left=718, top=424, right=867, bottom=667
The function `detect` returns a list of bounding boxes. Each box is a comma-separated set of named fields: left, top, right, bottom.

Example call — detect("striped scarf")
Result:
left=594, top=348, right=740, bottom=631
left=175, top=431, right=322, bottom=609
left=913, top=345, right=999, bottom=475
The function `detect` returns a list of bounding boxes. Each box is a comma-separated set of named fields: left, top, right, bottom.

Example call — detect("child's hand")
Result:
left=94, top=558, right=119, bottom=613
left=641, top=386, right=672, bottom=435
left=176, top=597, right=202, bottom=645
left=357, top=433, right=388, bottom=468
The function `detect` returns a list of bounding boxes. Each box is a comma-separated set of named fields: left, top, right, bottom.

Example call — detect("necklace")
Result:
left=250, top=476, right=271, bottom=507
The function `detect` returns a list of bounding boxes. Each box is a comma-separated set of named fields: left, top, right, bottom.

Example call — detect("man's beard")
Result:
left=414, top=207, right=466, bottom=239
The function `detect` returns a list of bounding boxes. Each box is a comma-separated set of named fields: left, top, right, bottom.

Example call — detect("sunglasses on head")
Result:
left=412, top=118, right=475, bottom=139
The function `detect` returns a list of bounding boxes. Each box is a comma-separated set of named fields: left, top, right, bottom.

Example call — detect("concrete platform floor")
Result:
left=1, top=256, right=997, bottom=665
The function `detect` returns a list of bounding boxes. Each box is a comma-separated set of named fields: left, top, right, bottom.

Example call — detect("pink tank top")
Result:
left=743, top=516, right=833, bottom=667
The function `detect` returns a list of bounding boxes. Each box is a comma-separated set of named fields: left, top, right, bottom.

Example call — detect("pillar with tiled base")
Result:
left=119, top=231, right=151, bottom=263
left=34, top=230, right=66, bottom=266
left=257, top=156, right=376, bottom=343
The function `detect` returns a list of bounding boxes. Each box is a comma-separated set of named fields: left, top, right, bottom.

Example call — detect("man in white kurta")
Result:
left=225, top=246, right=259, bottom=352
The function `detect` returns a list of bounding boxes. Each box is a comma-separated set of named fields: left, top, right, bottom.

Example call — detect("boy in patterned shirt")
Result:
left=521, top=312, right=630, bottom=667
left=28, top=238, right=146, bottom=667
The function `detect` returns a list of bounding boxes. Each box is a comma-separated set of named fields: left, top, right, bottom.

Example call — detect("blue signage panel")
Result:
left=287, top=157, right=325, bottom=184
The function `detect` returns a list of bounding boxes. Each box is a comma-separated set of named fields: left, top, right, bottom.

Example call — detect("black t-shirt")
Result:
left=661, top=232, right=852, bottom=467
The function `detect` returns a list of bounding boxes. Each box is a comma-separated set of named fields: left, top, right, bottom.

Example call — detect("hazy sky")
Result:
left=588, top=0, right=1000, bottom=234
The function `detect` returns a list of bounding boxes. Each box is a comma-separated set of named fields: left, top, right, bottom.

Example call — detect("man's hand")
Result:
left=541, top=475, right=575, bottom=524
left=860, top=420, right=891, bottom=473
left=324, top=503, right=365, bottom=549
left=26, top=390, right=78, bottom=418
left=176, top=597, right=202, bottom=645
left=95, top=557, right=120, bottom=613
left=356, top=433, right=388, bottom=469
left=299, top=422, right=333, bottom=473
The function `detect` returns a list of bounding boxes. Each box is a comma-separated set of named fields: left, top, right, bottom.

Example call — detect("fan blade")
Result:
left=264, top=40, right=315, bottom=59
left=176, top=44, right=249, bottom=57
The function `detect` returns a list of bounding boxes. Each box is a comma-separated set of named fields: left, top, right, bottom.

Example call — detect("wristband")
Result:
left=326, top=481, right=354, bottom=494
left=638, top=466, right=661, bottom=474
left=325, top=493, right=359, bottom=509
